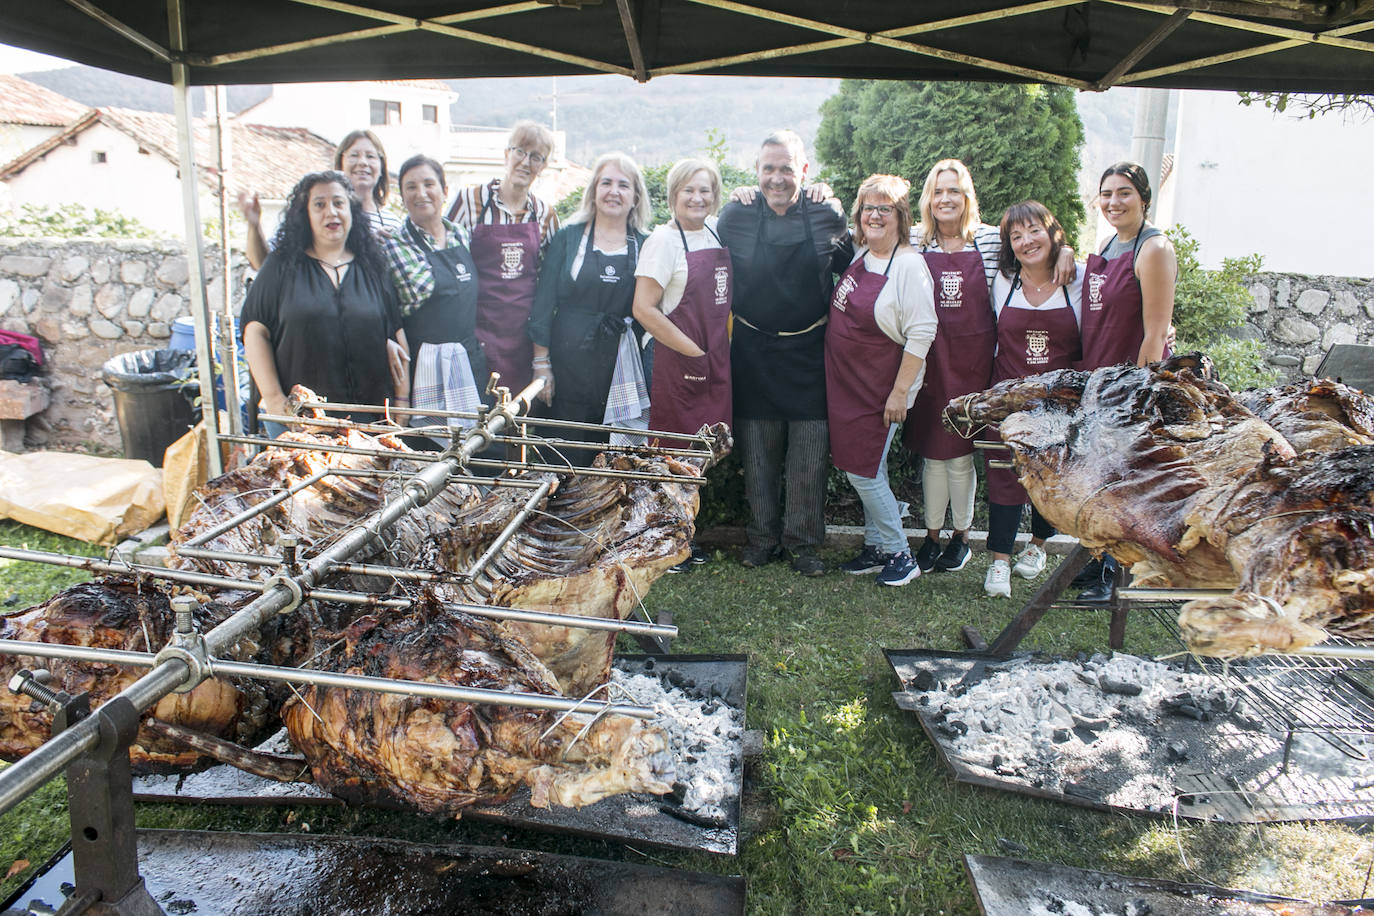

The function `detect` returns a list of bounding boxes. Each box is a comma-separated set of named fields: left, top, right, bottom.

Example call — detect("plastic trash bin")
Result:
left=101, top=348, right=197, bottom=467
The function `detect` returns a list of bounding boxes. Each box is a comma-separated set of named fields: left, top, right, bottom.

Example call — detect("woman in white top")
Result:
left=826, top=174, right=937, bottom=588
left=906, top=159, right=1076, bottom=577
left=982, top=201, right=1083, bottom=598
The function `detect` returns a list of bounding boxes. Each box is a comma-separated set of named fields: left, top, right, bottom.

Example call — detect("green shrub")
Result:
left=0, top=202, right=157, bottom=239
left=1166, top=225, right=1276, bottom=390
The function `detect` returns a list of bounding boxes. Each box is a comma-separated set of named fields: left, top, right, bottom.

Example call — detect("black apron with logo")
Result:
left=549, top=220, right=637, bottom=417
left=399, top=220, right=487, bottom=388
left=730, top=197, right=828, bottom=420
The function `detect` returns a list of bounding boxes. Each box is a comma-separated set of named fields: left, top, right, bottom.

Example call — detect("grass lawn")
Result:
left=1, top=524, right=1371, bottom=913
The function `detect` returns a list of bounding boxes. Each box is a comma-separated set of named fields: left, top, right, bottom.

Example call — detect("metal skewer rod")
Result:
left=0, top=378, right=552, bottom=817
left=217, top=434, right=709, bottom=484
left=1118, top=587, right=1232, bottom=600
left=181, top=466, right=390, bottom=547
left=0, top=641, right=655, bottom=720
left=294, top=400, right=720, bottom=450
left=1288, top=645, right=1374, bottom=662
left=463, top=479, right=554, bottom=582
left=0, top=545, right=678, bottom=638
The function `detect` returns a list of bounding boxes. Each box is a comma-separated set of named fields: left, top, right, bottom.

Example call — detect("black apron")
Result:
left=399, top=219, right=488, bottom=389
left=549, top=220, right=637, bottom=414
left=730, top=196, right=828, bottom=420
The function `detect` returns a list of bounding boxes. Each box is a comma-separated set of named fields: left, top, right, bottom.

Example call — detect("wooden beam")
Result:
left=1096, top=9, right=1192, bottom=88
left=671, top=0, right=1095, bottom=88
left=616, top=0, right=648, bottom=82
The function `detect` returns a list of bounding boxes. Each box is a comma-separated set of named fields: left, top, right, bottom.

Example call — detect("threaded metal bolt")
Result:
left=171, top=596, right=196, bottom=635
left=8, top=669, right=62, bottom=706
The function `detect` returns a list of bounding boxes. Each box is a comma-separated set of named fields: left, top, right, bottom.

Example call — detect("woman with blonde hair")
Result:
left=904, top=158, right=1076, bottom=577
left=632, top=157, right=732, bottom=446
left=528, top=152, right=652, bottom=464
left=828, top=174, right=937, bottom=587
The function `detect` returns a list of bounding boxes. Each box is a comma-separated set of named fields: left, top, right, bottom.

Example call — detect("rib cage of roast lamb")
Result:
left=944, top=354, right=1374, bottom=658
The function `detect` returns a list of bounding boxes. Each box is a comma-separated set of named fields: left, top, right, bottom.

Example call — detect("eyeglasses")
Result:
left=507, top=147, right=547, bottom=166
left=861, top=204, right=894, bottom=216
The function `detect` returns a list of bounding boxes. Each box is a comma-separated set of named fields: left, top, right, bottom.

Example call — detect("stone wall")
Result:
left=1246, top=272, right=1374, bottom=377
left=0, top=238, right=248, bottom=451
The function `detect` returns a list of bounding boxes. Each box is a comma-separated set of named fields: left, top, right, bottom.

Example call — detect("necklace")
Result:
left=1021, top=273, right=1054, bottom=294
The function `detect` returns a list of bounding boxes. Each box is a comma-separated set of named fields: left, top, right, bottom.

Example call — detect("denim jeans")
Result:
left=844, top=424, right=908, bottom=555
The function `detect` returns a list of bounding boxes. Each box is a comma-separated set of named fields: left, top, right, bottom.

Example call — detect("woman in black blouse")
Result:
left=242, top=170, right=408, bottom=432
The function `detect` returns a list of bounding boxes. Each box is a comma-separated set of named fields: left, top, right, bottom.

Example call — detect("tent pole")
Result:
left=212, top=85, right=243, bottom=440
left=168, top=0, right=223, bottom=477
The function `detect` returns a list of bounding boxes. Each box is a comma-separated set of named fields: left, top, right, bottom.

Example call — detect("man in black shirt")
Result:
left=717, top=131, right=850, bottom=576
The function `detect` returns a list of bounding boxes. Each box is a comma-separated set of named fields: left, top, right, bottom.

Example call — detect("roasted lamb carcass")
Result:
left=282, top=599, right=674, bottom=814
left=0, top=577, right=280, bottom=772
left=944, top=356, right=1374, bottom=656
left=1236, top=378, right=1374, bottom=453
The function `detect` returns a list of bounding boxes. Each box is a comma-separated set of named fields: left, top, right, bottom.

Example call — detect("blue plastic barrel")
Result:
left=169, top=316, right=196, bottom=351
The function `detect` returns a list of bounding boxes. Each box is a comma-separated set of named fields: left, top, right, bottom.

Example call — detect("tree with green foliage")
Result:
left=815, top=80, right=1085, bottom=244
left=555, top=130, right=753, bottom=228
left=1166, top=225, right=1276, bottom=390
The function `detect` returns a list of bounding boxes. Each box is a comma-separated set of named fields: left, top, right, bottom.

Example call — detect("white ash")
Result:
left=918, top=653, right=1374, bottom=812
left=610, top=668, right=744, bottom=821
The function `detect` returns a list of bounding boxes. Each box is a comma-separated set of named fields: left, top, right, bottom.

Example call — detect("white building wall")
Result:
left=241, top=81, right=453, bottom=164
left=3, top=123, right=207, bottom=238
left=0, top=123, right=65, bottom=170
left=1159, top=91, right=1374, bottom=277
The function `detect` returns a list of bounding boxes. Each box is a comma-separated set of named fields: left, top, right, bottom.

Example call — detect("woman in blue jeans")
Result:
left=823, top=174, right=937, bottom=587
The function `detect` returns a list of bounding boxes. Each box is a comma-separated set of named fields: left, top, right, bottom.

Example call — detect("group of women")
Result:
left=236, top=122, right=1175, bottom=594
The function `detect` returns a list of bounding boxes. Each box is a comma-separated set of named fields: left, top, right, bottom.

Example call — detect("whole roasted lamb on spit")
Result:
left=944, top=354, right=1374, bottom=658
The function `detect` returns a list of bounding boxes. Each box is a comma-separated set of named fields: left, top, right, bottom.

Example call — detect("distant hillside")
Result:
left=445, top=75, right=840, bottom=168
left=19, top=67, right=270, bottom=116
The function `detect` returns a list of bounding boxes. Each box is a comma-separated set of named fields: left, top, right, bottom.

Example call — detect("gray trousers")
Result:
left=737, top=417, right=828, bottom=551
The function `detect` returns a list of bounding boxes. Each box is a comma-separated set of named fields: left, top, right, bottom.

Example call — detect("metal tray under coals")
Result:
left=964, top=854, right=1371, bottom=916
left=0, top=829, right=745, bottom=916
left=131, top=655, right=748, bottom=855
left=885, top=648, right=1374, bottom=824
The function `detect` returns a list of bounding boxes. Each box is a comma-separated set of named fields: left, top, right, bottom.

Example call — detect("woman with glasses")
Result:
left=528, top=152, right=652, bottom=466
left=446, top=121, right=561, bottom=397
left=239, top=129, right=401, bottom=270
left=826, top=175, right=937, bottom=588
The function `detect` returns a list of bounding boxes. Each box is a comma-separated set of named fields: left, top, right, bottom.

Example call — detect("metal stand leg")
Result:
left=59, top=696, right=164, bottom=916
left=985, top=546, right=1092, bottom=656
left=632, top=609, right=673, bottom=654
left=1107, top=560, right=1131, bottom=650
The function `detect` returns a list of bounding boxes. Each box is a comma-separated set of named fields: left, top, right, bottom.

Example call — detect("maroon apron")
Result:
left=470, top=191, right=541, bottom=393
left=986, top=282, right=1081, bottom=504
left=824, top=250, right=901, bottom=478
left=648, top=224, right=733, bottom=448
left=1080, top=231, right=1171, bottom=369
left=904, top=246, right=995, bottom=460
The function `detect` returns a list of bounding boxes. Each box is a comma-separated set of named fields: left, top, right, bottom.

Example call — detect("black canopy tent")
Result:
left=1, top=0, right=1372, bottom=472
left=2, top=1, right=1374, bottom=91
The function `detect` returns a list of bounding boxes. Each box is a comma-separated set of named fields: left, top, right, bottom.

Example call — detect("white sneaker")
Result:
left=1013, top=543, right=1047, bottom=580
left=984, top=560, right=1011, bottom=598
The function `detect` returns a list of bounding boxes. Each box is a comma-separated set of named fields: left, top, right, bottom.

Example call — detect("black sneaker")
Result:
left=787, top=547, right=825, bottom=578
left=840, top=545, right=888, bottom=575
left=666, top=556, right=693, bottom=574
left=689, top=544, right=709, bottom=565
left=935, top=536, right=971, bottom=572
left=914, top=537, right=943, bottom=573
left=738, top=544, right=779, bottom=568
left=876, top=550, right=921, bottom=587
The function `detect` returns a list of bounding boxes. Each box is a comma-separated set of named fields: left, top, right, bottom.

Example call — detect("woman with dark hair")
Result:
left=827, top=174, right=937, bottom=588
left=528, top=151, right=652, bottom=465
left=1083, top=162, right=1176, bottom=369
left=982, top=201, right=1083, bottom=599
left=241, top=170, right=408, bottom=433
left=446, top=120, right=562, bottom=396
left=239, top=129, right=401, bottom=270
left=1073, top=162, right=1178, bottom=600
left=383, top=154, right=486, bottom=437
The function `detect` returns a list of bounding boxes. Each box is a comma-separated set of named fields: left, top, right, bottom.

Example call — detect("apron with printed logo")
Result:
left=470, top=190, right=540, bottom=393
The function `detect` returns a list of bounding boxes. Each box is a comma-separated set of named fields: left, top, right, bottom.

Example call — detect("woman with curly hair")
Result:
left=241, top=170, right=408, bottom=433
